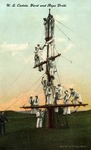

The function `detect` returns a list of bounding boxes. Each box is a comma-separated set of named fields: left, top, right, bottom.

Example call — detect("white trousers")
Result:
left=36, top=118, right=42, bottom=128
left=47, top=95, right=52, bottom=104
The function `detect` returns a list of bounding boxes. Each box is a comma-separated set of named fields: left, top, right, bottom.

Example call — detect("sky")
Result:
left=0, top=0, right=91, bottom=111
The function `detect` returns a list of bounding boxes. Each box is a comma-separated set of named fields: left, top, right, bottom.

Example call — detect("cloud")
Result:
left=0, top=43, right=29, bottom=52
left=54, top=14, right=68, bottom=23
left=24, top=56, right=33, bottom=64
left=0, top=43, right=34, bottom=64
left=12, top=51, right=22, bottom=57
left=63, top=42, right=74, bottom=53
left=55, top=37, right=66, bottom=43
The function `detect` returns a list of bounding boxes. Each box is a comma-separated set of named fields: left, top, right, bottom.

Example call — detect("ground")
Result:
left=0, top=110, right=91, bottom=150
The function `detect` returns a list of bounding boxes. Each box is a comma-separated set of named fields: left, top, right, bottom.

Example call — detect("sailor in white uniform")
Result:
left=34, top=95, right=39, bottom=106
left=29, top=96, right=34, bottom=114
left=70, top=88, right=82, bottom=111
left=34, top=45, right=43, bottom=71
left=57, top=84, right=63, bottom=99
left=46, top=86, right=52, bottom=104
left=36, top=109, right=44, bottom=128
left=62, top=90, right=71, bottom=115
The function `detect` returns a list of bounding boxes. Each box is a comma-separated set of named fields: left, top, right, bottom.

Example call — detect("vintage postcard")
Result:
left=0, top=0, right=91, bottom=150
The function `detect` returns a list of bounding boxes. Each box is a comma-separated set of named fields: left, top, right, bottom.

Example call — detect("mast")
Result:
left=34, top=9, right=61, bottom=105
left=44, top=9, right=55, bottom=104
left=44, top=9, right=54, bottom=83
left=21, top=10, right=88, bottom=128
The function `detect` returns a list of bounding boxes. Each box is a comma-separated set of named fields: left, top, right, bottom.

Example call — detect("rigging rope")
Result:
left=0, top=60, right=32, bottom=100
left=55, top=19, right=73, bottom=32
left=61, top=55, right=91, bottom=74
left=56, top=24, right=70, bottom=40
left=2, top=73, right=45, bottom=110
left=55, top=18, right=91, bottom=45
left=54, top=60, right=61, bottom=84
left=54, top=31, right=91, bottom=74
left=5, top=95, right=23, bottom=111
left=55, top=22, right=89, bottom=54
left=23, top=73, right=45, bottom=106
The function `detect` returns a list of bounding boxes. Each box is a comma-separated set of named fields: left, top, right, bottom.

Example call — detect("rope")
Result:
left=55, top=46, right=91, bottom=74
left=55, top=18, right=91, bottom=45
left=5, top=95, right=23, bottom=111
left=61, top=55, right=72, bottom=63
left=55, top=22, right=88, bottom=55
left=0, top=62, right=32, bottom=100
left=33, top=83, right=41, bottom=93
left=55, top=60, right=61, bottom=84
left=56, top=24, right=70, bottom=40
left=56, top=23, right=84, bottom=53
left=55, top=19, right=73, bottom=32
left=2, top=73, right=45, bottom=111
left=61, top=55, right=91, bottom=74
left=23, top=73, right=45, bottom=106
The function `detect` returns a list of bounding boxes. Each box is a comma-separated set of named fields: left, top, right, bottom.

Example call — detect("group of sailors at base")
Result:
left=41, top=77, right=62, bottom=105
left=41, top=78, right=82, bottom=108
left=29, top=87, right=83, bottom=128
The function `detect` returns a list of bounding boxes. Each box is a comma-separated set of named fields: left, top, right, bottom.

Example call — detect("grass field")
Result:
left=0, top=110, right=91, bottom=150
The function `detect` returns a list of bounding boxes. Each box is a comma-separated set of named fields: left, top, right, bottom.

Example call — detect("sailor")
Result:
left=34, top=47, right=40, bottom=66
left=36, top=109, right=44, bottom=128
left=57, top=84, right=63, bottom=99
left=46, top=85, right=52, bottom=104
left=62, top=90, right=71, bottom=115
left=0, top=112, right=8, bottom=135
left=54, top=86, right=59, bottom=104
left=34, top=45, right=43, bottom=71
left=34, top=95, right=39, bottom=106
left=70, top=88, right=82, bottom=111
left=70, top=88, right=82, bottom=104
left=29, top=96, right=34, bottom=106
left=41, top=77, right=47, bottom=102
left=53, top=86, right=59, bottom=112
left=37, top=44, right=44, bottom=71
left=41, top=77, right=47, bottom=91
left=29, top=96, right=34, bottom=114
left=37, top=44, right=43, bottom=61
left=54, top=84, right=62, bottom=104
left=49, top=60, right=56, bottom=80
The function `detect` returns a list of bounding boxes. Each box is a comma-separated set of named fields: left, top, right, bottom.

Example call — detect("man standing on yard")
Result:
left=34, top=95, right=39, bottom=106
left=29, top=96, right=34, bottom=114
left=0, top=111, right=8, bottom=135
left=61, top=90, right=71, bottom=115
